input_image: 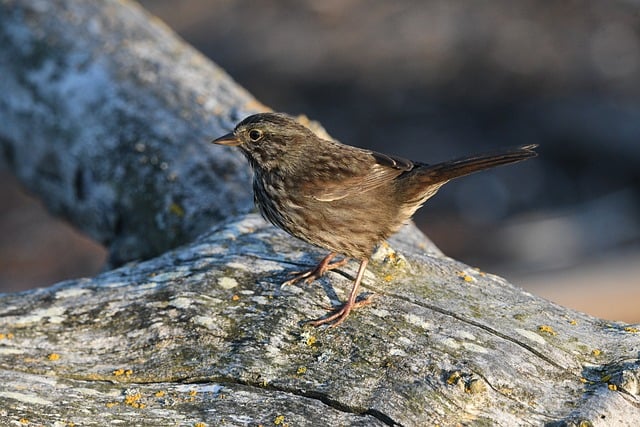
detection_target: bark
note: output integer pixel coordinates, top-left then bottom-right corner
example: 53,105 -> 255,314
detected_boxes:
1,215 -> 640,426
0,0 -> 262,264
1,1 -> 639,426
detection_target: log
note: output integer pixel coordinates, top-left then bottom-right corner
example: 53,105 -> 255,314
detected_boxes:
1,215 -> 640,425
0,0 -> 262,264
1,0 -> 639,425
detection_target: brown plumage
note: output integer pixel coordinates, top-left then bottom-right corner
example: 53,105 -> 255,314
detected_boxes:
213,112 -> 538,327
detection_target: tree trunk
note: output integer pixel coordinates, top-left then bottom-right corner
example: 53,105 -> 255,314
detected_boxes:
0,0 -> 261,265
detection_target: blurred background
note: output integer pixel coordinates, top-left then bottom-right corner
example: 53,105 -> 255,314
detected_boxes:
1,0 -> 639,322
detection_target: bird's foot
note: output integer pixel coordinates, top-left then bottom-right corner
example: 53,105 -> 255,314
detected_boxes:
308,293 -> 375,328
281,253 -> 347,288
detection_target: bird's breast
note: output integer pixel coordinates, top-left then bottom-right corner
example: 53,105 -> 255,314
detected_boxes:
251,171 -> 401,259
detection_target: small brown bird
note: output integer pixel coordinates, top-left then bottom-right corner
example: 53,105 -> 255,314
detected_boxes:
213,113 -> 537,327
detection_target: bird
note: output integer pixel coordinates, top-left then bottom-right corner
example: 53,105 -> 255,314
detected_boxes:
212,112 -> 537,327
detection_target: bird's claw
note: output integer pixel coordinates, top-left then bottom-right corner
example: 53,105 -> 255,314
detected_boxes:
319,293 -> 375,312
309,293 -> 376,328
280,256 -> 348,289
280,270 -> 317,288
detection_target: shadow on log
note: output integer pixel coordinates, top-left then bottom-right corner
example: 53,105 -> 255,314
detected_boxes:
1,0 -> 639,426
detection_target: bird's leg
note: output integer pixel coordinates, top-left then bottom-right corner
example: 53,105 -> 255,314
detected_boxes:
281,252 -> 348,288
308,258 -> 372,328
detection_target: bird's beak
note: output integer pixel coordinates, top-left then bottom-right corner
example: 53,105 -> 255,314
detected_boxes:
211,132 -> 241,146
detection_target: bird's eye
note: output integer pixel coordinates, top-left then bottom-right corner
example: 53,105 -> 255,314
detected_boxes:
248,129 -> 263,142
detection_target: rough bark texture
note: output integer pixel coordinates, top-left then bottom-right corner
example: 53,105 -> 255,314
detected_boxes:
1,0 -> 640,426
0,0 -> 262,264
1,215 -> 640,426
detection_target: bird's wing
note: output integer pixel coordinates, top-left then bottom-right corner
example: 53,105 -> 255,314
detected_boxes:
302,148 -> 415,202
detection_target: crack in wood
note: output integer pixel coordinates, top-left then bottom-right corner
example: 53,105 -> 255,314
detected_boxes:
179,376 -> 402,426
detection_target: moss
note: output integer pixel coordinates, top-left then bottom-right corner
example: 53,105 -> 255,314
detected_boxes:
468,304 -> 483,319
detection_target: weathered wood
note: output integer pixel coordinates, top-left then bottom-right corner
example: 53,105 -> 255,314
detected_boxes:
1,214 -> 639,426
1,0 -> 639,426
0,0 -> 262,264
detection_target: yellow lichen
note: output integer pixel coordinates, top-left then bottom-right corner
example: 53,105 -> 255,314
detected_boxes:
124,392 -> 145,408
19,419 -> 28,425
305,335 -> 317,346
608,383 -> 617,391
624,326 -> 639,333
465,379 -> 486,394
498,387 -> 514,396
169,202 -> 185,217
194,423 -> 206,427
231,294 -> 240,301
105,402 -> 119,408
47,353 -> 60,361
446,371 -> 461,385
569,319 -> 578,326
189,389 -> 197,397
538,325 -> 557,336
154,391 -> 166,398
592,349 -> 601,356
273,415 -> 286,426
296,366 -> 307,375
458,272 -> 475,283
383,274 -> 393,282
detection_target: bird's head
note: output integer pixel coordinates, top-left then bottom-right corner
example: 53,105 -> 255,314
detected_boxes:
212,113 -> 316,171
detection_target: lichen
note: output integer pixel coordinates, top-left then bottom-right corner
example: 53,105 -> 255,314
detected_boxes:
537,325 -> 557,336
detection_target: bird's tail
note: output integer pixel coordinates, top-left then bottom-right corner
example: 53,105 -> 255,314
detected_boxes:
423,144 -> 537,182
400,144 -> 538,202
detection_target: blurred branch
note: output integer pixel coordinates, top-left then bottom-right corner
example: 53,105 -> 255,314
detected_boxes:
0,0 -> 265,264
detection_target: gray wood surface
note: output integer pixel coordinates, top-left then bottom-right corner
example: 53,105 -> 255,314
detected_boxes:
0,0 -> 260,265
1,0 -> 639,426
1,215 -> 639,426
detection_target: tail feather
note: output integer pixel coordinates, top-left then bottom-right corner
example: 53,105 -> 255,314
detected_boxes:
398,144 -> 538,204
419,144 -> 538,183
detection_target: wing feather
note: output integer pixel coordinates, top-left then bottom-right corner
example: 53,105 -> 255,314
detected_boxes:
301,148 -> 415,202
